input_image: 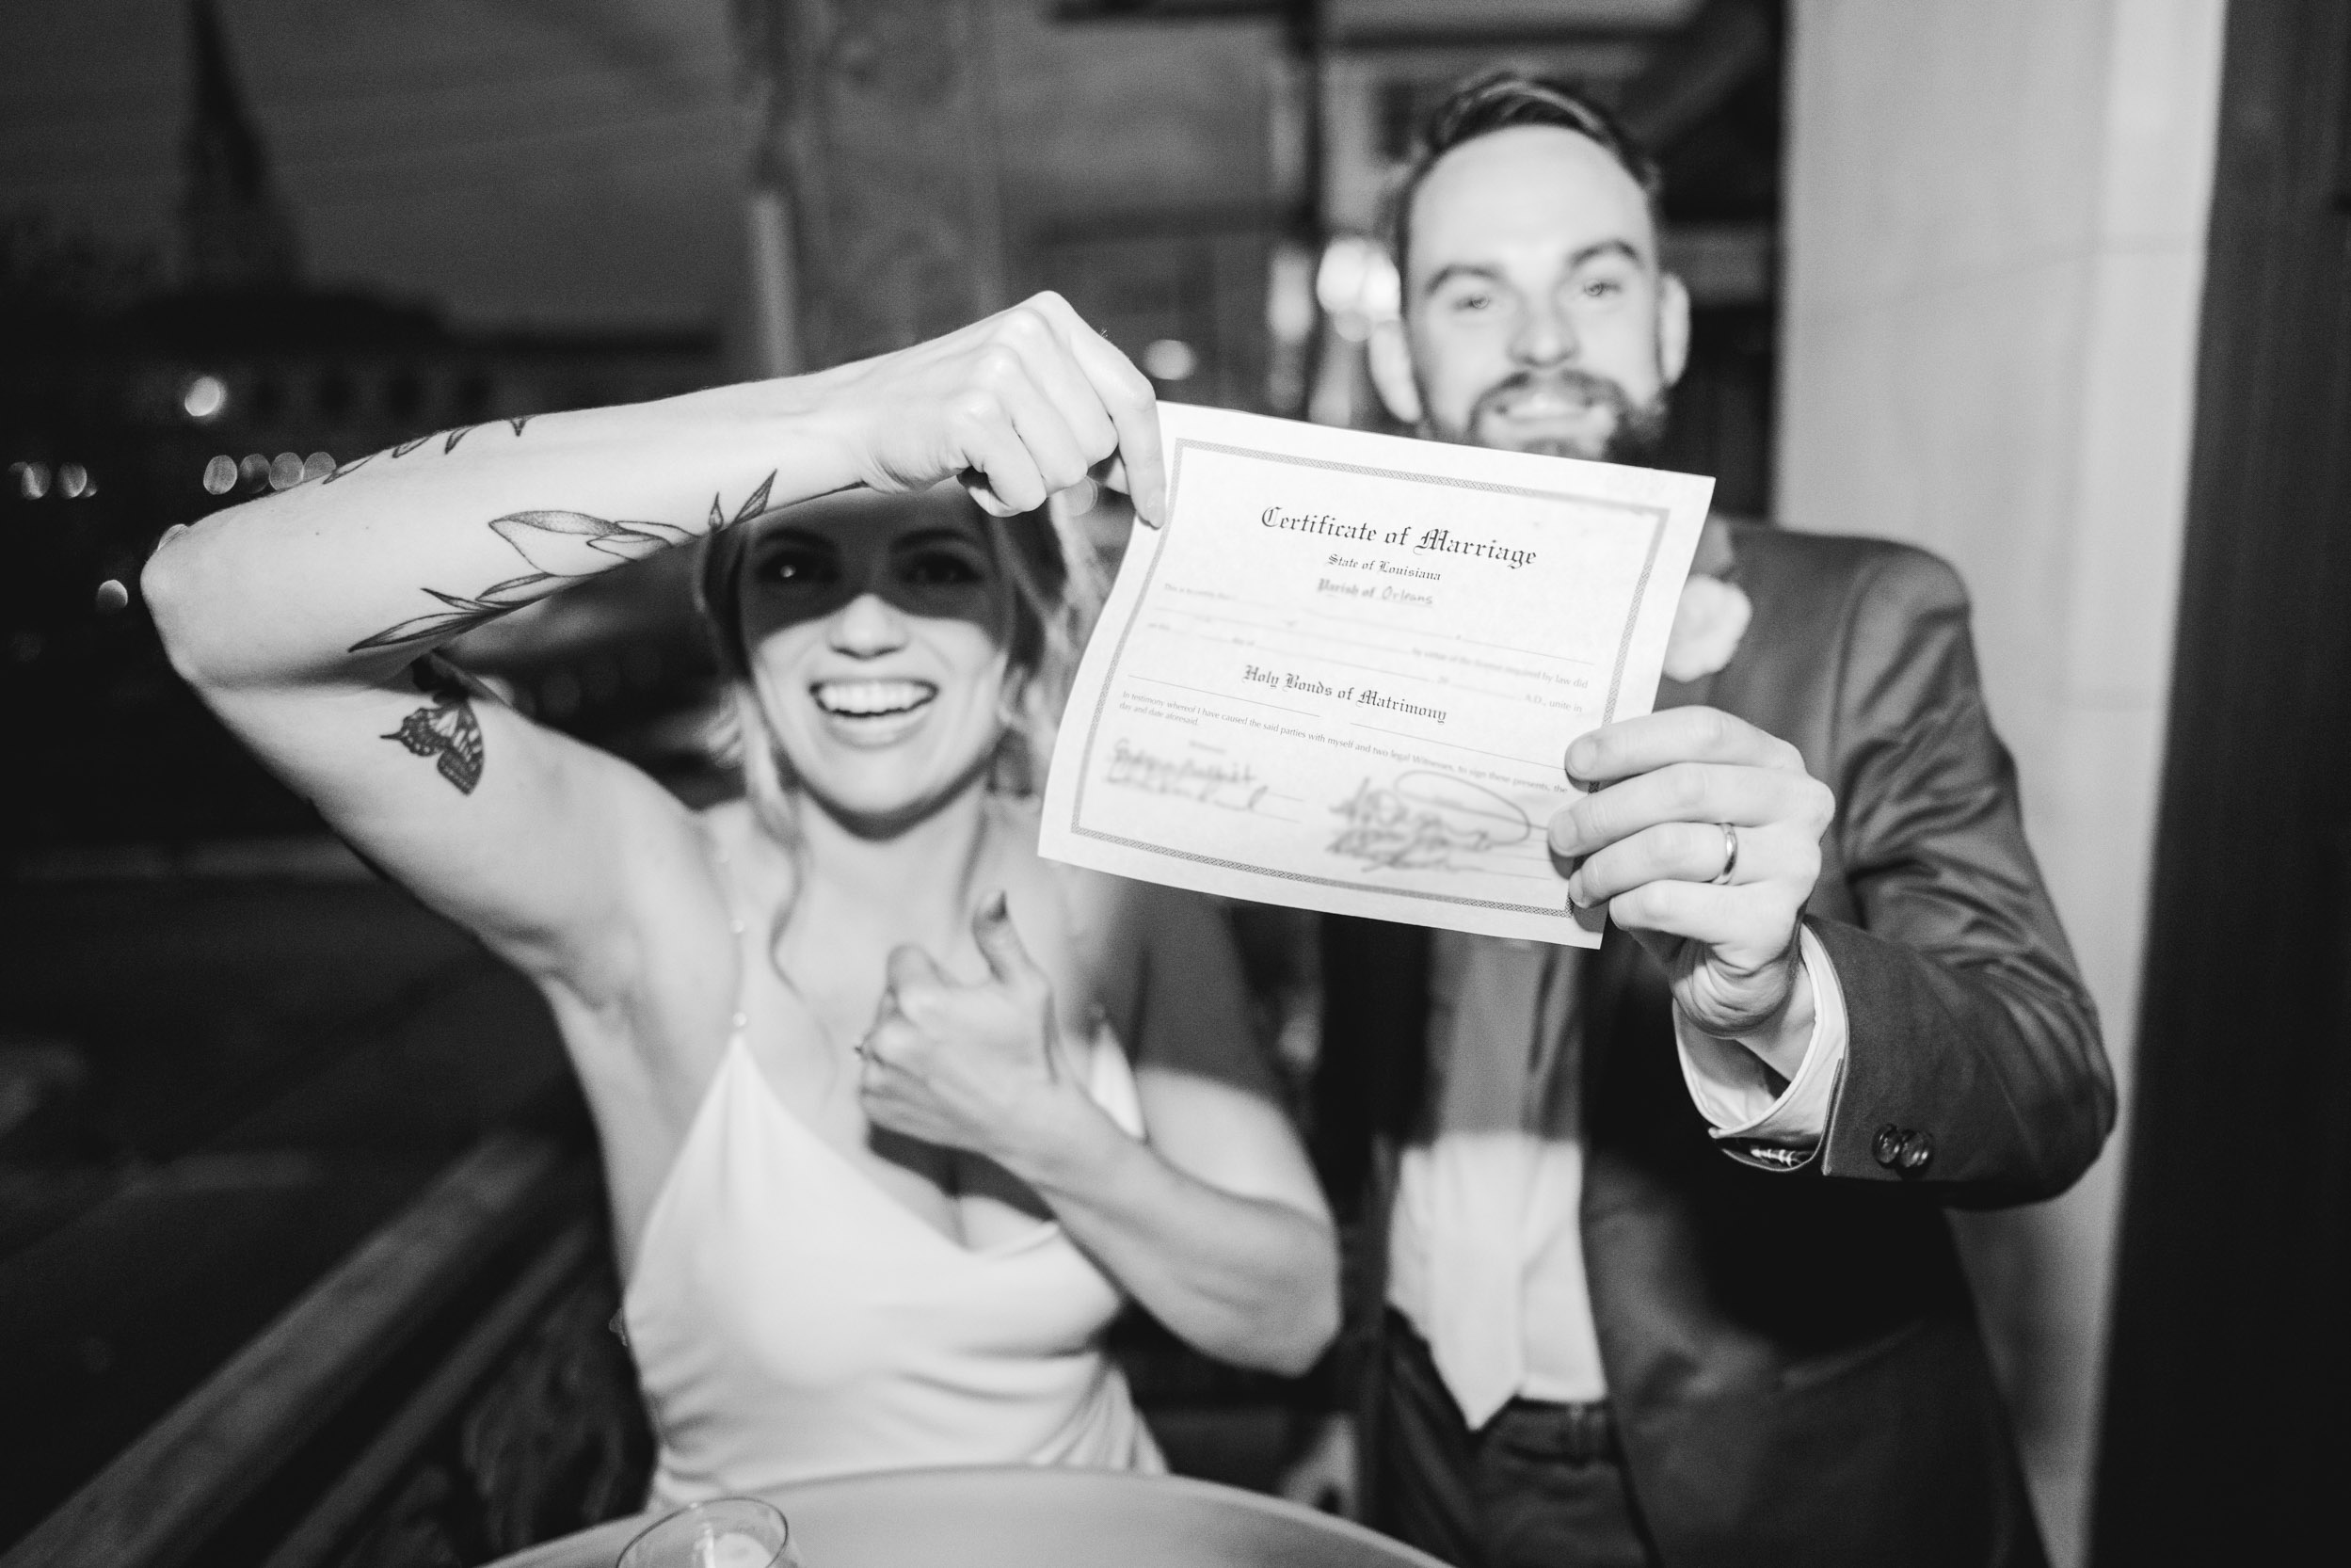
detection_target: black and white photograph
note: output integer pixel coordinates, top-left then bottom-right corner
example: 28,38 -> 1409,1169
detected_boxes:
1,3 -> 2342,1566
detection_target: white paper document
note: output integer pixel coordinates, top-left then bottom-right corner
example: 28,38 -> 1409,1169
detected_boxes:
1040,405 -> 1713,945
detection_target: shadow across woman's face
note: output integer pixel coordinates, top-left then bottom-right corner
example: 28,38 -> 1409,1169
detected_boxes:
737,487 -> 1018,832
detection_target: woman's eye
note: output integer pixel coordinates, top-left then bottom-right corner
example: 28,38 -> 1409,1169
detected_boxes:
899,551 -> 984,588
760,550 -> 837,586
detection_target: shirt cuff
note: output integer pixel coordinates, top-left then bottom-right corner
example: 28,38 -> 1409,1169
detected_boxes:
1673,925 -> 1849,1152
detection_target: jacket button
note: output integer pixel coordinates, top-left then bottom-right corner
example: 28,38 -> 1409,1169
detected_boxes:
1897,1131 -> 1935,1174
1873,1124 -> 1909,1167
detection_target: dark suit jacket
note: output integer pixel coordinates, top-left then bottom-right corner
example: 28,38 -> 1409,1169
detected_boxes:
1315,520 -> 2115,1568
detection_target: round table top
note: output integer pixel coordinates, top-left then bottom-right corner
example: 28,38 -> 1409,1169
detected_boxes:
490,1466 -> 1447,1568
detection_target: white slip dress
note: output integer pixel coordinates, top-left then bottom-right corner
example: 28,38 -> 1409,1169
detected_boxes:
620,880 -> 1164,1505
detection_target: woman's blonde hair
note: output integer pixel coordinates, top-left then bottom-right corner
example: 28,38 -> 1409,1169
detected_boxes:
695,489 -> 1106,857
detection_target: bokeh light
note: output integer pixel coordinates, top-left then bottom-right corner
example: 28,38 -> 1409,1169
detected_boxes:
182,375 -> 229,423
59,463 -> 90,499
1142,338 -> 1199,383
268,453 -> 303,490
302,452 -> 335,482
239,454 -> 271,488
11,461 -> 53,500
1315,235 -> 1400,343
202,456 -> 238,495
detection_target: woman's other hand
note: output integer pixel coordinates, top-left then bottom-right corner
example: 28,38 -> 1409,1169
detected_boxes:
809,292 -> 1167,526
857,893 -> 1099,1165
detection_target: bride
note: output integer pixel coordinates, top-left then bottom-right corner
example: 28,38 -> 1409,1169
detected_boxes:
144,295 -> 1339,1500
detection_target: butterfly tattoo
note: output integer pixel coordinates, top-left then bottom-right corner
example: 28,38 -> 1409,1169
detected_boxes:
384,657 -> 486,793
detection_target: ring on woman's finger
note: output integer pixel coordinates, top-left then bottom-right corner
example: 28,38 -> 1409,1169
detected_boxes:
1709,822 -> 1740,886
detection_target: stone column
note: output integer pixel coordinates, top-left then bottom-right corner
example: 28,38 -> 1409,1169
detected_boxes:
1774,5 -> 2226,1562
741,0 -> 1010,373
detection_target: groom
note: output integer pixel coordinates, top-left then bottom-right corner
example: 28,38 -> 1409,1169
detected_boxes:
1303,72 -> 2113,1568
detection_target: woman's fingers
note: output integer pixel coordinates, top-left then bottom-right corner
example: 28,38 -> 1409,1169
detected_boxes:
1067,328 -> 1163,526
946,384 -> 1049,517
847,293 -> 1163,523
958,328 -> 1096,506
995,308 -> 1120,486
1022,292 -> 1164,525
970,892 -> 1047,992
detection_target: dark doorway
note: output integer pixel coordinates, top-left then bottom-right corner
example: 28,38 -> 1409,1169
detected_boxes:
2090,3 -> 2351,1560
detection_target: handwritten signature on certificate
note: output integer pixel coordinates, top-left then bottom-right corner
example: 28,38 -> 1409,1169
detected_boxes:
1326,770 -> 1532,872
1105,740 -> 1273,815
1041,403 -> 1709,945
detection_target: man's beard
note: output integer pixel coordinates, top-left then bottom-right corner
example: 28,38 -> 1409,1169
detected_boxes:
1435,368 -> 1671,466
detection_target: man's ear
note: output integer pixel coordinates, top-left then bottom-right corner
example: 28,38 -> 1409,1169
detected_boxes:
1658,271 -> 1692,388
1367,316 -> 1423,425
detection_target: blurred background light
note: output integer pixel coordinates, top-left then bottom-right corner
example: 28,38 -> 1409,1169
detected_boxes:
302,452 -> 335,482
59,463 -> 90,499
1141,338 -> 1199,382
11,461 -> 52,500
202,456 -> 239,496
267,453 -> 303,490
1314,234 -> 1399,344
238,454 -> 271,488
1266,242 -> 1319,345
182,374 -> 230,423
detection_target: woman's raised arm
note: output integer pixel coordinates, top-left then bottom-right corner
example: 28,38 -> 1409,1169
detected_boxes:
142,296 -> 1163,988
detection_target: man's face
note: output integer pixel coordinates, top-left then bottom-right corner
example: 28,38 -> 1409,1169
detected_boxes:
1399,125 -> 1685,462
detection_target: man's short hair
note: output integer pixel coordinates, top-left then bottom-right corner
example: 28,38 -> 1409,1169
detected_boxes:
1387,71 -> 1664,288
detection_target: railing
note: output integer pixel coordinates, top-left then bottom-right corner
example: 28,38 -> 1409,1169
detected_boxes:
2,1133 -> 620,1568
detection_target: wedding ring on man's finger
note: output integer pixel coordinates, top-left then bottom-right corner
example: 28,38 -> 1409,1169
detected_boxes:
1709,822 -> 1741,886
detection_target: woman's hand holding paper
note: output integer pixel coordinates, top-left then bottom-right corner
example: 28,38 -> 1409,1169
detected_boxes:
807,290 -> 1167,525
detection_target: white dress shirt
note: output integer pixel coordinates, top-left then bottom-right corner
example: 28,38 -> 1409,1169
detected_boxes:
1387,927 -> 1849,1428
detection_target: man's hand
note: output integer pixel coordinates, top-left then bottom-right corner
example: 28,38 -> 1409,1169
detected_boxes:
1549,708 -> 1834,1049
810,291 -> 1167,526
857,894 -> 1101,1170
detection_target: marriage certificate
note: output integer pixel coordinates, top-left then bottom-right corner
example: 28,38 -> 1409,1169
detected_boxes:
1040,404 -> 1713,945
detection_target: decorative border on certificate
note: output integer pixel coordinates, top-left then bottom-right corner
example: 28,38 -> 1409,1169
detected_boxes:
1064,435 -> 1672,922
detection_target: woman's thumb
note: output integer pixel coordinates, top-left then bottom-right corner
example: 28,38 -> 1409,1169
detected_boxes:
971,890 -> 1039,985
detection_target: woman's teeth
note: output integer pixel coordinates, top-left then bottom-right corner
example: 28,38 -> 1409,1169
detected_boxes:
812,679 -> 936,717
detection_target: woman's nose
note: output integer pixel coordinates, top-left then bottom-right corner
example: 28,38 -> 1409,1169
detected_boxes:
828,592 -> 907,656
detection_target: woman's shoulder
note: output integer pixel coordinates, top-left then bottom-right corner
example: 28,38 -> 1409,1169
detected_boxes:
1007,841 -> 1195,961
988,797 -> 1182,1016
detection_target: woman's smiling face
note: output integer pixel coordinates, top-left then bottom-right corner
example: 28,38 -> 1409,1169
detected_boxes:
738,486 -> 1016,828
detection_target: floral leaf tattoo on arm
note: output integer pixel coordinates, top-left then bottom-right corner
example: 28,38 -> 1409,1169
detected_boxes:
386,656 -> 487,794
323,417 -> 534,486
345,471 -> 778,654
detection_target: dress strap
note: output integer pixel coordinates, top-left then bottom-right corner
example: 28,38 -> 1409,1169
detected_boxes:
701,824 -> 757,1043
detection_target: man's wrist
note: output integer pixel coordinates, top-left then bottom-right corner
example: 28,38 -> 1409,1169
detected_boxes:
1686,939 -> 1816,1082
